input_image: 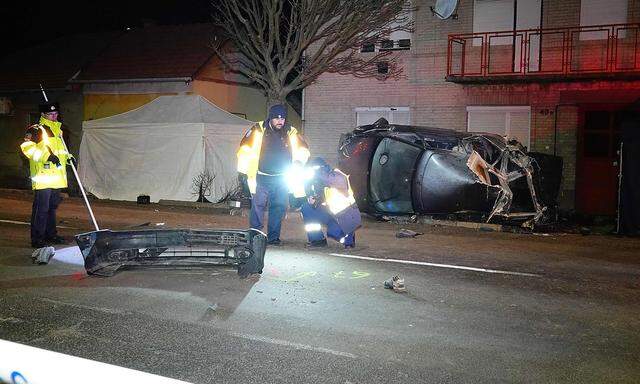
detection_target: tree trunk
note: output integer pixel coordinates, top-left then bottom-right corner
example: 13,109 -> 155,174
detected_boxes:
266,93 -> 287,115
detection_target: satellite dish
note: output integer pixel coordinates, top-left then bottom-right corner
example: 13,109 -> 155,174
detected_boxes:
431,0 -> 459,20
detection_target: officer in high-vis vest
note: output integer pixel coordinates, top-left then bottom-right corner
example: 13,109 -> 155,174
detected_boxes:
20,102 -> 73,248
237,104 -> 310,246
301,157 -> 361,248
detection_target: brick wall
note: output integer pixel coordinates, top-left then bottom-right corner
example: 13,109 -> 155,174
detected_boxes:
303,0 -> 640,210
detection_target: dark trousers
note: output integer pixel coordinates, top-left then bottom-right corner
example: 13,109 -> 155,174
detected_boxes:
300,202 -> 355,246
250,175 -> 288,242
31,189 -> 62,244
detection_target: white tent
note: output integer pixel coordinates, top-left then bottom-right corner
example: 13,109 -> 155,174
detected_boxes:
79,95 -> 254,203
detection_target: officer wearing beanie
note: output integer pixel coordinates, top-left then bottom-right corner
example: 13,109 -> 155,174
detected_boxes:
20,102 -> 74,248
237,104 -> 310,246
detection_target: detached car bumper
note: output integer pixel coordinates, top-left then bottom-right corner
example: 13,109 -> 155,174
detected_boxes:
75,228 -> 266,277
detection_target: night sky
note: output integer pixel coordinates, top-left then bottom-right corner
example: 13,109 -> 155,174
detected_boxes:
1,0 -> 213,58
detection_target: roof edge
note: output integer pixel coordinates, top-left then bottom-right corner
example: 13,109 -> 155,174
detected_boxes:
70,77 -> 192,84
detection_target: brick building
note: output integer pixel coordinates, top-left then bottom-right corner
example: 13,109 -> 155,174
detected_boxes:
303,0 -> 640,215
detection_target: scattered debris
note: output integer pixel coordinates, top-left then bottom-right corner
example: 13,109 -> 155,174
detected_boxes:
383,215 -> 417,224
31,247 -> 55,265
384,275 -> 406,293
396,228 -> 423,238
201,303 -> 219,322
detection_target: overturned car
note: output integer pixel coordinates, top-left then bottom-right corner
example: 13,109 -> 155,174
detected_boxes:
338,118 -> 563,228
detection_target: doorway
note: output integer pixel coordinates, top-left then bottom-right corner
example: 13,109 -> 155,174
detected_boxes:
576,106 -> 622,215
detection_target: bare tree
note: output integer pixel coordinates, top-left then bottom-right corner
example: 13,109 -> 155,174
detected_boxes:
211,0 -> 414,104
191,170 -> 216,203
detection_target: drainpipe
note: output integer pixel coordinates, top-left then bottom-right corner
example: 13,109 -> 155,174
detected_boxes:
538,0 -> 544,71
511,0 -> 518,73
301,87 -> 305,133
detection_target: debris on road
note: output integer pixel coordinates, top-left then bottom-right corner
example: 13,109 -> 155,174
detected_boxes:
384,275 -> 406,293
396,228 -> 423,238
207,303 -> 219,312
31,247 -> 55,265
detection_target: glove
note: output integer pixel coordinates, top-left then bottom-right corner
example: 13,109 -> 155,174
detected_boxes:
238,173 -> 250,197
47,154 -> 61,167
67,155 -> 77,167
25,125 -> 42,143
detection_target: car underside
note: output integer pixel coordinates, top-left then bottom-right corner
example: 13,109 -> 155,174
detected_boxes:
338,118 -> 563,228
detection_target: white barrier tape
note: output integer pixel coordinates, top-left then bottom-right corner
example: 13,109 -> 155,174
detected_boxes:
0,339 -> 192,384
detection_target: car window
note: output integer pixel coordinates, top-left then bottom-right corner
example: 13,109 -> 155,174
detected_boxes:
369,138 -> 421,213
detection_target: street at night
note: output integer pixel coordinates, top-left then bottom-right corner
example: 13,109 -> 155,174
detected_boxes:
1,191 -> 638,383
2,0 -> 640,382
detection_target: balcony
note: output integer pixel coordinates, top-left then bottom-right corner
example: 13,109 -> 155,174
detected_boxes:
447,23 -> 640,83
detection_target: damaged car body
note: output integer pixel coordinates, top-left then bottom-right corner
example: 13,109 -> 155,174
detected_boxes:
338,118 -> 563,228
75,228 -> 266,277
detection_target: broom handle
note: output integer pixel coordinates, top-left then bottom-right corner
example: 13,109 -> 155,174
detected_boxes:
60,135 -> 100,231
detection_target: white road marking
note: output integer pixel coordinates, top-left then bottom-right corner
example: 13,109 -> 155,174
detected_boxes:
0,219 -> 76,229
329,253 -> 541,277
40,298 -> 128,315
230,332 -> 358,359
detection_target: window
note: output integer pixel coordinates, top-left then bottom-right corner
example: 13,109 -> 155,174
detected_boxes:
473,0 -> 541,45
360,43 -> 375,53
377,61 -> 389,74
355,106 -> 410,126
361,4 -> 412,52
580,0 -> 627,40
467,106 -> 531,149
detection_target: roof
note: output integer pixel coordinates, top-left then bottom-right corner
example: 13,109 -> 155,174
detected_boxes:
0,32 -> 119,92
75,24 -> 216,82
83,95 -> 252,127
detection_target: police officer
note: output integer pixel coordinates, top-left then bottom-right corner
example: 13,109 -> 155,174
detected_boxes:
20,102 -> 73,248
301,157 -> 361,248
237,104 -> 310,245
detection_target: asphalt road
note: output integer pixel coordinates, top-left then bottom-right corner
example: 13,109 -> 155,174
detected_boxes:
1,241 -> 639,383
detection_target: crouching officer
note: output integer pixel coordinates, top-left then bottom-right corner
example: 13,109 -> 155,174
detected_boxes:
20,102 -> 73,248
237,104 -> 310,245
301,157 -> 361,248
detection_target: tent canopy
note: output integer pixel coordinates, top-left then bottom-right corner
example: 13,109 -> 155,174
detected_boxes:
79,95 -> 254,203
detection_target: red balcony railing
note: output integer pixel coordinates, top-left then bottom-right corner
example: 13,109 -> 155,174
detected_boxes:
447,23 -> 640,82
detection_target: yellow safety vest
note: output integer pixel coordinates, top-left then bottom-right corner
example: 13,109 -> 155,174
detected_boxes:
322,169 -> 356,215
19,117 -> 69,190
237,121 -> 310,197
